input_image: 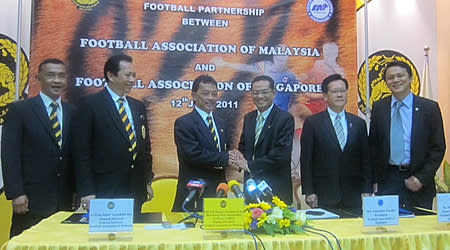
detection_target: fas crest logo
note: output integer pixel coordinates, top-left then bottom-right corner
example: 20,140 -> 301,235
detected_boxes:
0,33 -> 29,125
72,0 -> 99,11
357,50 -> 420,114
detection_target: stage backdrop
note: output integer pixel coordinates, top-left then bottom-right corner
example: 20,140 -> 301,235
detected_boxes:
30,0 -> 357,181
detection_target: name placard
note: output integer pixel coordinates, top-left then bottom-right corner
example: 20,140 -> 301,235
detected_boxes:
363,195 -> 399,227
89,199 -> 134,233
203,198 -> 244,230
437,193 -> 450,223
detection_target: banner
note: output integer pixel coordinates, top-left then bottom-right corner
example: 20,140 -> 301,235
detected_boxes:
30,0 -> 357,181
0,0 -> 32,193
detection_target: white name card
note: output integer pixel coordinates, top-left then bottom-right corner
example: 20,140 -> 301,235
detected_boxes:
89,199 -> 134,233
437,193 -> 450,223
363,195 -> 399,227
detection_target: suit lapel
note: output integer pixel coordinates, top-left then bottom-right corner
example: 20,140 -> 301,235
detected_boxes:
382,97 -> 392,147
247,110 -> 257,148
214,115 -> 227,152
192,110 -> 216,150
255,107 -> 276,147
344,113 -> 355,151
31,96 -> 55,143
61,102 -> 72,150
101,89 -> 130,145
410,95 -> 421,155
320,111 -> 342,151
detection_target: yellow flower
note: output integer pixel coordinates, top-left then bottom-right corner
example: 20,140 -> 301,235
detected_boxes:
279,218 -> 291,228
245,203 -> 259,210
257,213 -> 268,227
259,202 -> 272,211
244,211 -> 252,229
272,196 -> 287,209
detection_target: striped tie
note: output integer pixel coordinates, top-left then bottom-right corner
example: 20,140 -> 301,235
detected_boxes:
50,102 -> 62,148
118,98 -> 137,161
254,114 -> 264,146
207,115 -> 220,150
334,114 -> 345,150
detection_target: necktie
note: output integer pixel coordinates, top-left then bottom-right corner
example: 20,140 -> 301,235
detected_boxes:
334,114 -> 345,150
49,102 -> 62,148
118,98 -> 137,161
390,101 -> 404,164
254,114 -> 265,146
207,115 -> 220,150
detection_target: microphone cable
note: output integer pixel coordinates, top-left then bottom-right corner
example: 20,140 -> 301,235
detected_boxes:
303,227 -> 334,250
303,225 -> 342,250
244,230 -> 266,250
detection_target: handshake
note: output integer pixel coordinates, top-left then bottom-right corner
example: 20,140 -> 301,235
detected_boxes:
228,149 -> 250,173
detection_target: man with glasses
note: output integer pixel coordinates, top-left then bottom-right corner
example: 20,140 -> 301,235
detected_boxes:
232,75 -> 294,204
369,61 -> 445,210
300,74 -> 372,213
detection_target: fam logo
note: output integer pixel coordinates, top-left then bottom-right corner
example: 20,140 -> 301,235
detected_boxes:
0,33 -> 29,125
72,0 -> 99,11
307,0 -> 334,23
107,201 -> 115,209
357,50 -> 420,114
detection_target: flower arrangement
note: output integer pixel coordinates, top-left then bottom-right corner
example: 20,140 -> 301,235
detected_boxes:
244,196 -> 309,236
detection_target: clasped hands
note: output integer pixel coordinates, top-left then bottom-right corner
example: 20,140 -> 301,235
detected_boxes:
228,149 -> 250,173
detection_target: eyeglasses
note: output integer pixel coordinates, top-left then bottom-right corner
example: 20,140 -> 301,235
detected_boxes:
251,90 -> 273,96
328,89 -> 347,95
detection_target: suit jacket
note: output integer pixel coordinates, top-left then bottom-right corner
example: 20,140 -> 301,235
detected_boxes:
172,109 -> 229,212
369,95 -> 445,201
238,105 -> 294,204
301,110 -> 372,209
72,89 -> 153,208
1,96 -> 75,216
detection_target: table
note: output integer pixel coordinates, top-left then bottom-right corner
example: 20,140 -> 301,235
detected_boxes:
3,212 -> 450,250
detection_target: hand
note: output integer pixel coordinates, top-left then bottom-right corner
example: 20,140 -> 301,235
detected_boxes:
361,193 -> 372,197
80,194 -> 96,210
146,183 -> 154,201
373,183 -> 378,194
404,176 -> 423,192
305,194 -> 318,208
12,195 -> 29,214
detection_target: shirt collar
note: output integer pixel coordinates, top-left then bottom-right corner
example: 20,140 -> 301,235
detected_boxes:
257,103 -> 274,120
40,92 -> 62,108
327,107 -> 345,121
106,86 -> 127,103
391,92 -> 413,109
194,106 -> 213,121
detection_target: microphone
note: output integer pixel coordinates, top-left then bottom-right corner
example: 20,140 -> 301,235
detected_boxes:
245,178 -> 263,203
184,179 -> 206,204
227,180 -> 245,198
215,183 -> 229,198
257,180 -> 274,197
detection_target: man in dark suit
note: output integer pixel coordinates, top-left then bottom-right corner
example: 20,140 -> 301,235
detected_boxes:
172,75 -> 232,212
72,54 -> 154,212
234,75 -> 294,204
2,58 -> 75,237
369,61 -> 445,210
301,74 -> 372,212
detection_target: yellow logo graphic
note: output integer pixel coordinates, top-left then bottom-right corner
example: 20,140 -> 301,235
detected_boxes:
357,50 -> 419,114
72,0 -> 99,11
0,34 -> 29,125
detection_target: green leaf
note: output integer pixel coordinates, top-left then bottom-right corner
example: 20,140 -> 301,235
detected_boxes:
263,223 -> 275,236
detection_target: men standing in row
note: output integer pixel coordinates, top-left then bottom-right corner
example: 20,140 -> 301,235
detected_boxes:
301,74 -> 372,212
370,61 -> 445,210
234,75 -> 294,204
2,59 -> 75,237
172,75 -> 232,212
72,54 -> 154,212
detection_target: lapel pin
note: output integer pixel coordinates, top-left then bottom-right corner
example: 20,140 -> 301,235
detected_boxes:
349,123 -> 352,128
268,125 -> 271,129
415,107 -> 419,111
220,128 -> 224,133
